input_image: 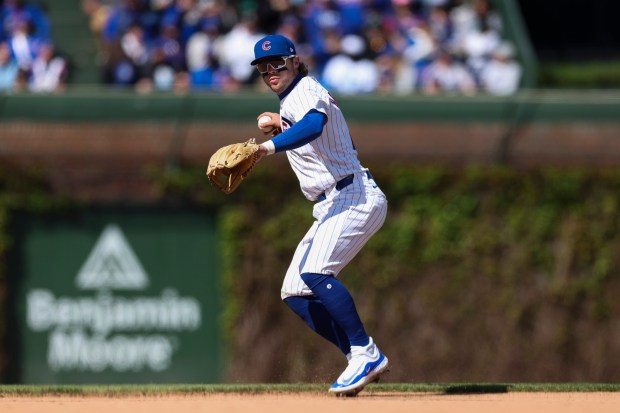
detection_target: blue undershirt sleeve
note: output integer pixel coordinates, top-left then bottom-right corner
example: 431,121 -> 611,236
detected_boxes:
272,109 -> 327,153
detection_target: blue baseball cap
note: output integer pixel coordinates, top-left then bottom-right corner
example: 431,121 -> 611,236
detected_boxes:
251,34 -> 297,65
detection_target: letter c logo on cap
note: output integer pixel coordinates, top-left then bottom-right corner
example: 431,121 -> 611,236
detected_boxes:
262,41 -> 271,51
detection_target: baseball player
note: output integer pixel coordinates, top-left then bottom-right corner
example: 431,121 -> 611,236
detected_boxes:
251,34 -> 389,396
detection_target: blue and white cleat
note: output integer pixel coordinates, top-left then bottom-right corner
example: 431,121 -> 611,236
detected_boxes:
328,337 -> 389,397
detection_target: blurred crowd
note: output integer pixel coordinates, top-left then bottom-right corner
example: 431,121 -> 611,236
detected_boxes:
0,0 -> 69,93
1,0 -> 523,95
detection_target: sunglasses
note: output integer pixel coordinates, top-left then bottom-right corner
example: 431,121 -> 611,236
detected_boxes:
256,55 -> 296,74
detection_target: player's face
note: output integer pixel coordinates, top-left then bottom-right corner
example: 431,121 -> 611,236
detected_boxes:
258,55 -> 299,94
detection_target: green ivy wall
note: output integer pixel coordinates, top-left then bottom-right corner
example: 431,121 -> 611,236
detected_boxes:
155,163 -> 620,383
3,150 -> 620,384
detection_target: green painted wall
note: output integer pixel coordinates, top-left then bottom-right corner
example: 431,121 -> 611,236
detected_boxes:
7,207 -> 222,384
1,91 -> 619,122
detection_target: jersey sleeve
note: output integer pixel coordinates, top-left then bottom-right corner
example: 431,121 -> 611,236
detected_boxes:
271,110 -> 327,153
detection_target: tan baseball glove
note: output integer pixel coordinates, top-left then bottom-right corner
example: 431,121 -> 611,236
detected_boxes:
206,138 -> 260,194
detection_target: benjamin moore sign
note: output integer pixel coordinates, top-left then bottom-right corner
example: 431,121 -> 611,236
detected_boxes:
12,210 -> 222,384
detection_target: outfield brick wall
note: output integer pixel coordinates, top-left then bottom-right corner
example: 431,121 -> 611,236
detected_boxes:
2,121 -> 620,200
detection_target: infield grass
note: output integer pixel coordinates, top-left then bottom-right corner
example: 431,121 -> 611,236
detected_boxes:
0,383 -> 619,397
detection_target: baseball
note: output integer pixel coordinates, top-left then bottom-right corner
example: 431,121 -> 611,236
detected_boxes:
258,115 -> 274,132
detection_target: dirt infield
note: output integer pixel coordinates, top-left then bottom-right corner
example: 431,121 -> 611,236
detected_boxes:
1,392 -> 619,413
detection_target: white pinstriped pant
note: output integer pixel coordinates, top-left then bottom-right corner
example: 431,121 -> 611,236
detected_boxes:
280,171 -> 387,299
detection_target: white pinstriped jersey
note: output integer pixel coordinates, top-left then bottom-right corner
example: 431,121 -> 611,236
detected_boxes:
279,76 -> 364,201
277,75 -> 388,299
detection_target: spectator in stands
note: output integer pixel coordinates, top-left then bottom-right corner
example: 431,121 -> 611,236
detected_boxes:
214,12 -> 264,90
147,19 -> 188,92
303,0 -> 346,75
421,48 -> 476,95
6,17 -> 39,71
276,13 -> 304,52
390,0 -> 424,33
450,0 -> 478,50
185,16 -> 220,89
76,0 -> 521,95
427,5 -> 452,46
0,40 -> 18,91
100,0 -> 153,85
472,0 -> 502,33
375,50 -> 417,95
0,1 -> 74,92
81,0 -> 112,54
335,0 -> 366,35
401,21 -> 437,88
461,20 -> 501,83
1,0 -> 50,42
322,33 -> 380,95
151,19 -> 186,73
101,0 -> 148,44
29,42 -> 68,92
116,23 -> 150,84
479,41 -> 521,96
451,0 -> 503,82
162,0 -> 211,44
